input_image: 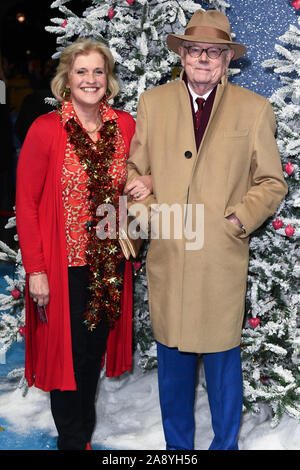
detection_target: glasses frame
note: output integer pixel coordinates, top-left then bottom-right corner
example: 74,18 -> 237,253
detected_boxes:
183,46 -> 229,60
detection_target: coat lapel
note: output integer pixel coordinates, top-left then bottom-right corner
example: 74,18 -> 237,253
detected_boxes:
177,76 -> 197,158
190,75 -> 228,180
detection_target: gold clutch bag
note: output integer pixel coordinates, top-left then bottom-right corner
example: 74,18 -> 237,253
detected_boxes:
118,216 -> 144,260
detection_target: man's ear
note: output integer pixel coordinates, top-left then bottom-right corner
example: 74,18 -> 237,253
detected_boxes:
226,48 -> 235,65
178,45 -> 186,67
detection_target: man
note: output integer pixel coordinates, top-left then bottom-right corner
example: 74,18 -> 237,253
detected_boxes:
124,10 -> 287,450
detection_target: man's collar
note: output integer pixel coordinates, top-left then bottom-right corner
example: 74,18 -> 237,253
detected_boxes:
187,83 -> 213,102
182,71 -> 215,111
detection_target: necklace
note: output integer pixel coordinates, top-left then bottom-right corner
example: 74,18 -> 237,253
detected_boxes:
84,116 -> 102,134
84,114 -> 101,134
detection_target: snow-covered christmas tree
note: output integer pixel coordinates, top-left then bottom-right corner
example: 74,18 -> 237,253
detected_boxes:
0,0 -> 299,426
241,14 -> 300,424
0,215 -> 27,390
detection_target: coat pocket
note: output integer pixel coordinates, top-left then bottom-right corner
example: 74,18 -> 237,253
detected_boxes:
223,129 -> 249,138
223,216 -> 243,237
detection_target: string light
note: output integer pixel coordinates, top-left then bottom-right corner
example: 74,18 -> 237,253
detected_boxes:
16,12 -> 26,23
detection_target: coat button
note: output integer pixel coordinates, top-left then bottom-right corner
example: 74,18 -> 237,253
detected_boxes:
184,151 -> 192,159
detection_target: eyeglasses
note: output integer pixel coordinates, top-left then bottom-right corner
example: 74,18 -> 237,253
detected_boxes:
183,46 -> 229,59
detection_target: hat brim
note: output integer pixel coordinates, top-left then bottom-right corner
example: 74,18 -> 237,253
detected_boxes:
167,34 -> 246,60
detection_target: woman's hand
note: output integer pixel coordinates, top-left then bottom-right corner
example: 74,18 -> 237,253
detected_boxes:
29,273 -> 50,307
124,175 -> 153,201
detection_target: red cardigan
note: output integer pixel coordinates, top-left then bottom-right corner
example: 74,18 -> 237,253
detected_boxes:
16,109 -> 135,391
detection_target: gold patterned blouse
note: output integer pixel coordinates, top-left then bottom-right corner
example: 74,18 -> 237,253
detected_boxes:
60,99 -> 127,266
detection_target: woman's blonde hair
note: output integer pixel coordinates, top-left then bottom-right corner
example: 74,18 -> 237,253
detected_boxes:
51,38 -> 119,102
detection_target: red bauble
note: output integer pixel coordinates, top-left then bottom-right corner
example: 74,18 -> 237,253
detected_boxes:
285,224 -> 295,237
133,260 -> 141,271
284,162 -> 294,175
272,218 -> 283,230
11,288 -> 21,299
61,19 -> 68,28
126,0 -> 135,4
292,0 -> 300,10
18,326 -> 25,336
249,317 -> 260,328
108,7 -> 114,19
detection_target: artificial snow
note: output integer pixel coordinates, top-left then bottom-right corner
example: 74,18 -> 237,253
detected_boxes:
0,354 -> 299,451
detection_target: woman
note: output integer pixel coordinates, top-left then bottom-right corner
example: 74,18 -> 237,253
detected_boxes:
15,38 -> 151,450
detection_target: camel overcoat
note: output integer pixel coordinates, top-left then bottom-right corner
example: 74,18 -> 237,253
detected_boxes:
127,73 -> 288,353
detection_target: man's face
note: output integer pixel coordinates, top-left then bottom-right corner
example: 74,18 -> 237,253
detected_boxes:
178,42 -> 235,94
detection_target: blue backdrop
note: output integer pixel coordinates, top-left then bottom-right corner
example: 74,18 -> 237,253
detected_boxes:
225,0 -> 299,97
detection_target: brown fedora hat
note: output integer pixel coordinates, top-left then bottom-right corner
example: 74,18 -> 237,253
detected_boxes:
167,10 -> 246,60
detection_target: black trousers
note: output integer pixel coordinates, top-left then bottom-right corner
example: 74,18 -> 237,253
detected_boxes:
50,266 -> 110,450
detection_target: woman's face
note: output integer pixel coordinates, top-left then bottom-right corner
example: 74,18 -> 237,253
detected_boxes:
67,51 -> 107,109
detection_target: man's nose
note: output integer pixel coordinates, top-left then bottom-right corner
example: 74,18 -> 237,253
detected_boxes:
198,50 -> 209,60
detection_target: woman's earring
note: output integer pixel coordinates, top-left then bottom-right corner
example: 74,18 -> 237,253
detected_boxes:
63,87 -> 71,100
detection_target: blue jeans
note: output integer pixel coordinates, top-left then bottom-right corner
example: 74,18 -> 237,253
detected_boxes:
156,342 -> 243,450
